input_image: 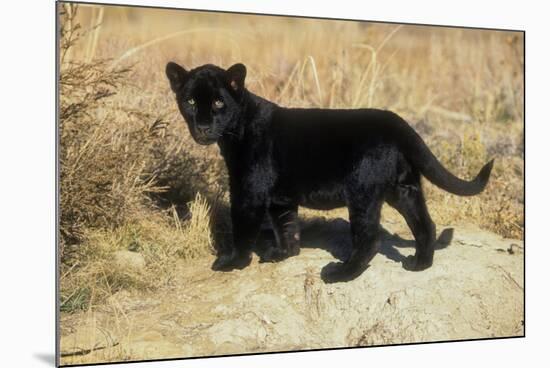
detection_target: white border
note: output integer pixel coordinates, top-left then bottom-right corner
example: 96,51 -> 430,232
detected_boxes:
1,1 -> 547,367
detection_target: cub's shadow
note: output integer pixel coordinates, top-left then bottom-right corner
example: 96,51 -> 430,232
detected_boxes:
256,217 -> 454,265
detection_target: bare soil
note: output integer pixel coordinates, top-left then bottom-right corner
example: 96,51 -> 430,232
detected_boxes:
60,219 -> 524,365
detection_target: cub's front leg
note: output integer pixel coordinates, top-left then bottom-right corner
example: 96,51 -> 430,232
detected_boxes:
211,194 -> 266,272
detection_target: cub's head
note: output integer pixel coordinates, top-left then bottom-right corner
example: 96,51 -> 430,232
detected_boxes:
165,62 -> 247,145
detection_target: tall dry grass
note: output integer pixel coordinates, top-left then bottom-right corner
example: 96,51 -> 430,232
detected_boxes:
59,3 -> 524,311
59,4 -> 219,312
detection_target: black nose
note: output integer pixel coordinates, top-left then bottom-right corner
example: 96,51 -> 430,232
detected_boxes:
197,126 -> 212,135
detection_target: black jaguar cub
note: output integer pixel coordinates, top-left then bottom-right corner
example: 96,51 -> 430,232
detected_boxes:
165,61 -> 494,283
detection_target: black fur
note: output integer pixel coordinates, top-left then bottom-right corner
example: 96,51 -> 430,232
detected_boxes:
165,62 -> 494,283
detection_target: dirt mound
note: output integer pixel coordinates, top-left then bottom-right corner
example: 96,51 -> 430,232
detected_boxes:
60,220 -> 524,364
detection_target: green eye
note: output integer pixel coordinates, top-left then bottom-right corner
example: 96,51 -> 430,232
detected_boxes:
187,98 -> 195,105
213,99 -> 224,108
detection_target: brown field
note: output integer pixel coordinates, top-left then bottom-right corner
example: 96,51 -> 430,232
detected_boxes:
58,3 -> 524,364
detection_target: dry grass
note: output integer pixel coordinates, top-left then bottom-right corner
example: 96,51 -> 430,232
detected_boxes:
59,3 -> 524,313
60,191 -> 214,312
59,4 -> 218,312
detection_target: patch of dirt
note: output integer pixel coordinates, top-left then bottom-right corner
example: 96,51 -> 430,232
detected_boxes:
60,220 -> 524,365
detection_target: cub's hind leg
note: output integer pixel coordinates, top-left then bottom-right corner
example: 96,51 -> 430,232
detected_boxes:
321,184 -> 384,283
387,178 -> 436,271
261,204 -> 300,263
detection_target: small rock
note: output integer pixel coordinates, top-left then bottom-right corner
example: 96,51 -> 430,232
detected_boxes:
261,314 -> 275,325
113,250 -> 146,271
507,243 -> 522,255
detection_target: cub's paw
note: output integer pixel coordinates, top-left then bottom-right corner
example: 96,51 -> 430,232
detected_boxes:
211,251 -> 252,272
402,255 -> 433,272
259,247 -> 288,263
320,261 -> 369,284
288,243 -> 301,257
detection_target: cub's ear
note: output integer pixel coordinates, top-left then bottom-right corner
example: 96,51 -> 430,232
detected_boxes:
226,63 -> 247,91
165,62 -> 188,92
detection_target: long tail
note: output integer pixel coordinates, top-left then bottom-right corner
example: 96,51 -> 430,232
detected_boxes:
395,117 -> 494,196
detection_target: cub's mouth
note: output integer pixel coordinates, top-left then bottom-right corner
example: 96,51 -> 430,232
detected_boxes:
192,127 -> 219,145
